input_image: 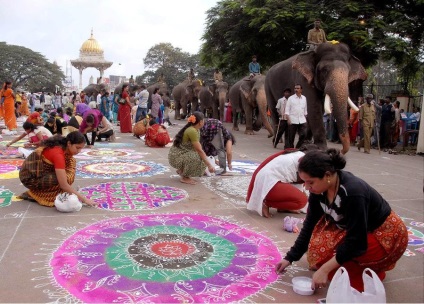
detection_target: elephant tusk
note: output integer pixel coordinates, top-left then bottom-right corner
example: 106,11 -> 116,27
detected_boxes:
348,97 -> 359,112
324,94 -> 332,114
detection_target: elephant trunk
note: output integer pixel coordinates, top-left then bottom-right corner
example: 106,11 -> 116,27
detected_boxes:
218,91 -> 226,122
325,68 -> 350,154
256,89 -> 274,137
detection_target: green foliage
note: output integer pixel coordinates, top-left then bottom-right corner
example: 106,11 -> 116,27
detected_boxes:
0,42 -> 65,92
138,43 -> 215,89
199,0 -> 424,86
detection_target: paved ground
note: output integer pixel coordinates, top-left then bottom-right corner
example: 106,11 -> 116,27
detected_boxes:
0,120 -> 423,303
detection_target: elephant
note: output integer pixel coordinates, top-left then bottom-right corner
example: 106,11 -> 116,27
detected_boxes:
198,81 -> 229,121
83,83 -> 109,97
229,75 -> 274,137
171,79 -> 203,120
113,83 -> 140,95
265,42 -> 367,154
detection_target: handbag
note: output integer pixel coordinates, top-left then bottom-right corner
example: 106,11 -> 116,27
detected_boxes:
118,98 -> 126,105
326,267 -> 386,303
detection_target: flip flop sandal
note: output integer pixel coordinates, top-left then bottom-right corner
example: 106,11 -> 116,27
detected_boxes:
17,192 -> 36,202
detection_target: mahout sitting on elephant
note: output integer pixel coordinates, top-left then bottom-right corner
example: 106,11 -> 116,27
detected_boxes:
265,42 -> 367,154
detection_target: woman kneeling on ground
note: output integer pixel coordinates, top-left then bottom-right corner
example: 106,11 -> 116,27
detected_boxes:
275,148 -> 408,292
145,119 -> 171,148
18,131 -> 95,207
168,111 -> 215,185
246,145 -> 317,218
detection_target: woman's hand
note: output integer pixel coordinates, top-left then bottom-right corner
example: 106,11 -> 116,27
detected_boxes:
82,197 -> 96,206
311,267 -> 329,289
208,164 -> 215,173
275,259 -> 291,274
228,163 -> 232,171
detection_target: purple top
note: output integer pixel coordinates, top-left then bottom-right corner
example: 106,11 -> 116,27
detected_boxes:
76,103 -> 90,116
79,109 -> 103,133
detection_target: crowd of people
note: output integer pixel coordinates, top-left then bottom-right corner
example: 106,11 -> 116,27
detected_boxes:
0,50 -> 414,296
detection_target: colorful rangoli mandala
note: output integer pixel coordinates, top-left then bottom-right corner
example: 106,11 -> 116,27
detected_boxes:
76,160 -> 168,179
0,159 -> 24,179
0,139 -> 27,148
0,186 -> 14,208
75,148 -> 149,160
50,213 -> 281,303
79,182 -> 188,211
93,142 -> 135,148
0,147 -> 22,159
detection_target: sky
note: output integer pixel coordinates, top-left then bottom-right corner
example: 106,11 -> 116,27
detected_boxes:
1,0 -> 219,90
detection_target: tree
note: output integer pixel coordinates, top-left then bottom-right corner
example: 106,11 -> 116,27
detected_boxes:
200,0 -> 424,85
0,42 -> 65,92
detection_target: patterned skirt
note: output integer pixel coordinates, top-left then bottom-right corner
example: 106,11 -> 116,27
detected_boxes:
168,142 -> 206,177
307,211 -> 408,290
20,151 -> 76,207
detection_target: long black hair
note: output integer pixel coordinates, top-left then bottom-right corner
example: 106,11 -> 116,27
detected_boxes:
23,122 -> 36,132
2,81 -> 11,90
298,148 -> 346,178
173,111 -> 204,148
121,84 -> 128,97
41,131 -> 85,149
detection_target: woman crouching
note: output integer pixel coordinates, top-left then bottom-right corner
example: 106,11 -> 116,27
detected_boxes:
18,131 -> 95,207
168,112 -> 215,185
275,148 -> 408,292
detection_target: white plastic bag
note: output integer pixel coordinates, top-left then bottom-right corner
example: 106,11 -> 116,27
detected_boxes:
204,156 -> 216,176
326,267 -> 386,303
55,193 -> 83,212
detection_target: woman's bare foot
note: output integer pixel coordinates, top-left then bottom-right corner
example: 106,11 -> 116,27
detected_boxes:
277,209 -> 301,214
262,203 -> 272,218
180,177 -> 196,185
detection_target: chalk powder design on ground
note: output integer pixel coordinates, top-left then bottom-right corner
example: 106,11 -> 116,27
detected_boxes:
93,142 -> 135,148
0,159 -> 24,179
74,148 -> 149,160
49,213 -> 282,303
0,147 -> 22,159
79,182 -> 188,211
0,186 -> 14,208
76,160 -> 169,179
0,140 -> 27,148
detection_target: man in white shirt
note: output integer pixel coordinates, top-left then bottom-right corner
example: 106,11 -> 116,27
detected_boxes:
96,92 -> 102,106
284,84 -> 308,148
135,85 -> 149,122
273,88 -> 291,148
44,92 -> 53,110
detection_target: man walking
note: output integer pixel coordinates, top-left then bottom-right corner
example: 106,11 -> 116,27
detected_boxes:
380,96 -> 395,149
357,94 -> 376,154
285,84 -> 307,148
273,88 -> 291,148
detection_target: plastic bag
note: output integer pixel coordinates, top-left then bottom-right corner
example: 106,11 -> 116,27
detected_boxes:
55,193 -> 82,212
326,267 -> 386,303
204,156 -> 216,176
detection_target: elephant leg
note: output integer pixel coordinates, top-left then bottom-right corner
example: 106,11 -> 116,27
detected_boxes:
174,101 -> 181,120
244,105 -> 254,135
232,108 -> 239,131
257,89 -> 274,137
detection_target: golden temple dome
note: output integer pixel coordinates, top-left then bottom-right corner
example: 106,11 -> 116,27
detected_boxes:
80,30 -> 103,54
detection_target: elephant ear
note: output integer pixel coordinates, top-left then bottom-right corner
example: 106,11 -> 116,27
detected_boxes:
348,55 -> 368,83
292,51 -> 316,85
239,81 -> 253,100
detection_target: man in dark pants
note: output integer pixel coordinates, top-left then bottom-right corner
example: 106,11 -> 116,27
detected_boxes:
285,84 -> 308,148
380,96 -> 395,149
273,88 -> 291,148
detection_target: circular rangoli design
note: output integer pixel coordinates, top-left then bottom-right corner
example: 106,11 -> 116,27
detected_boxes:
76,160 -> 168,179
0,186 -> 14,208
0,139 -> 27,148
79,182 -> 188,211
0,147 -> 22,159
75,148 -> 149,160
0,159 -> 24,179
93,142 -> 135,148
51,213 -> 280,303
